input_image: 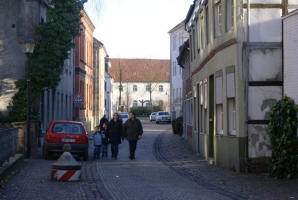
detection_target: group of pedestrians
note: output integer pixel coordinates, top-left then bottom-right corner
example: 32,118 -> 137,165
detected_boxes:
93,111 -> 143,160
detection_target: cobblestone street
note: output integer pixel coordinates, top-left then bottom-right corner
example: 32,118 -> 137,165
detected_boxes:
0,120 -> 297,200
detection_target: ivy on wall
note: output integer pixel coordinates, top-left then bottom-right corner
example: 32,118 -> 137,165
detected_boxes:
7,0 -> 86,122
268,97 -> 298,179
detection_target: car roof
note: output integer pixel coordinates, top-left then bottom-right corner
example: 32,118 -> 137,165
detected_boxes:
51,120 -> 84,125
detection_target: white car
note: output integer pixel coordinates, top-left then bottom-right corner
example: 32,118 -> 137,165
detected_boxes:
155,111 -> 171,124
119,112 -> 129,124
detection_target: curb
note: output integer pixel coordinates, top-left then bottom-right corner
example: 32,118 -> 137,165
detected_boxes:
0,154 -> 24,181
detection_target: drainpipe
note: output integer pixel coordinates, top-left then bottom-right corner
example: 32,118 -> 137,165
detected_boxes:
245,0 -> 251,172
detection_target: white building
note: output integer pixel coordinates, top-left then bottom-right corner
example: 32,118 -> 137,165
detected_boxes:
40,49 -> 75,130
105,57 -> 113,120
110,59 -> 170,112
169,21 -> 189,119
283,9 -> 298,103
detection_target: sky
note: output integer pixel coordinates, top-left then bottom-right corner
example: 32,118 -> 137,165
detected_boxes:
85,0 -> 193,59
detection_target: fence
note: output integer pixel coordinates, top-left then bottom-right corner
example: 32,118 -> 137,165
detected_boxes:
0,128 -> 18,166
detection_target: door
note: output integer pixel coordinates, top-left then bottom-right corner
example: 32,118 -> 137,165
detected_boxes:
209,75 -> 214,158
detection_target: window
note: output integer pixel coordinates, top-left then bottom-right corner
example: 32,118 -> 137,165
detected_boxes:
133,100 -> 138,107
226,0 -> 234,31
193,97 -> 197,130
197,19 -> 201,51
227,72 -> 236,135
190,34 -> 193,61
159,85 -> 163,92
133,72 -> 136,76
159,100 -> 163,107
146,102 -> 151,107
205,4 -> 210,45
199,82 -> 205,133
214,1 -> 223,37
216,76 -> 223,135
192,28 -> 196,59
133,85 -> 137,92
146,85 -> 151,92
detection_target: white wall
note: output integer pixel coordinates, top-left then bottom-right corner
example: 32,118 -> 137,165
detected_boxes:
112,82 -> 170,111
284,11 -> 298,103
169,25 -> 188,118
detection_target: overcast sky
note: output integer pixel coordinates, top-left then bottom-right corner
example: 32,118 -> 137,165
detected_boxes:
85,0 -> 192,59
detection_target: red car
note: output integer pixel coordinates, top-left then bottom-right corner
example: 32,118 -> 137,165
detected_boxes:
43,120 -> 89,160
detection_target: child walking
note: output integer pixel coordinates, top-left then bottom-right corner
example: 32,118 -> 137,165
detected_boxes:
93,126 -> 104,159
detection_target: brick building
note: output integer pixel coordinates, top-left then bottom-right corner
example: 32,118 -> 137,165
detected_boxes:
74,10 -> 95,131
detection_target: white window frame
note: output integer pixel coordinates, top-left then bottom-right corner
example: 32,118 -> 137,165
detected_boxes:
133,85 -> 137,92
214,0 -> 223,37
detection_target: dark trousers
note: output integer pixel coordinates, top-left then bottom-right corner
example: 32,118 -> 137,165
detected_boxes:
111,144 -> 119,158
128,140 -> 138,158
94,145 -> 101,159
102,143 -> 108,157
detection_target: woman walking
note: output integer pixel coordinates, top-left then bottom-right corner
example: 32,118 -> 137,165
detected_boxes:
108,113 -> 123,159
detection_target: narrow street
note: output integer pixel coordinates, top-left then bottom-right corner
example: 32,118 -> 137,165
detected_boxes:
0,120 -> 241,200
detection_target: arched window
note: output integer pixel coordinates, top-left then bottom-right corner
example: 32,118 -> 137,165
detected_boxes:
159,85 -> 163,92
133,85 -> 137,92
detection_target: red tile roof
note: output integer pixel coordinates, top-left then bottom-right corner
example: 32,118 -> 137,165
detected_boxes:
110,59 -> 170,82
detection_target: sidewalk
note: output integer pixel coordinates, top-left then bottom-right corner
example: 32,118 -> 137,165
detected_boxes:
156,132 -> 298,200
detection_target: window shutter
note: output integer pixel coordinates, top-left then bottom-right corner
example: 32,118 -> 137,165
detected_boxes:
227,72 -> 235,98
200,83 -> 204,105
215,76 -> 223,104
204,82 -> 208,109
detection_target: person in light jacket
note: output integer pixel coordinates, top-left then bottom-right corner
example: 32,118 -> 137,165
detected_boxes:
108,113 -> 123,159
123,111 -> 143,160
93,126 -> 104,159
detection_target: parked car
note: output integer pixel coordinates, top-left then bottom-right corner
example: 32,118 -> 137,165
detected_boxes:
43,120 -> 89,160
150,112 -> 157,122
119,112 -> 129,124
156,111 -> 171,124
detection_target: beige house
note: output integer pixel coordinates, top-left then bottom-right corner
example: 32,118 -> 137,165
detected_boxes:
185,0 -> 298,172
93,38 -> 108,126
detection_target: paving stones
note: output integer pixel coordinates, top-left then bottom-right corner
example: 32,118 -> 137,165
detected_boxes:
156,132 -> 298,200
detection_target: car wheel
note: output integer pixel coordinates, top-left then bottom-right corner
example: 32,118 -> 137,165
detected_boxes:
83,150 -> 89,161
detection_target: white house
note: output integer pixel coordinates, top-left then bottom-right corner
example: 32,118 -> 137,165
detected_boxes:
169,21 -> 189,119
110,59 -> 170,112
105,57 -> 113,120
283,9 -> 298,103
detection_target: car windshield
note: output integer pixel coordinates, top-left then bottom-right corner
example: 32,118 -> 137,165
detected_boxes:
52,123 -> 84,134
120,114 -> 128,119
159,112 -> 169,116
152,113 -> 156,116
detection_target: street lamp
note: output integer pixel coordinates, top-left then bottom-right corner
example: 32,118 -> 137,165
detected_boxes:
20,38 -> 35,158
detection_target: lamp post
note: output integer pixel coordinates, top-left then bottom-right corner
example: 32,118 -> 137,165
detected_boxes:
20,38 -> 35,158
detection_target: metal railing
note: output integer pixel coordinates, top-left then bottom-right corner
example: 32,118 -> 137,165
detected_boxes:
0,128 -> 18,166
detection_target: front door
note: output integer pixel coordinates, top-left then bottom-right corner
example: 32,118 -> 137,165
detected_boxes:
209,75 -> 214,158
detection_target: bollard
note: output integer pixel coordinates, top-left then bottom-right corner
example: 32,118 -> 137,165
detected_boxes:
51,144 -> 82,181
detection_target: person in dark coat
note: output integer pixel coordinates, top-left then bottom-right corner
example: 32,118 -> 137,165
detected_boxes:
108,113 -> 123,159
99,115 -> 108,129
123,111 -> 143,160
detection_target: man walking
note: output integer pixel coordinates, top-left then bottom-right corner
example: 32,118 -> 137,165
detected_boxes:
123,111 -> 143,160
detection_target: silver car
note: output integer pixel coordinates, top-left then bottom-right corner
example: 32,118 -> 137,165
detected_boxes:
119,112 -> 129,124
155,111 -> 171,124
150,112 -> 157,122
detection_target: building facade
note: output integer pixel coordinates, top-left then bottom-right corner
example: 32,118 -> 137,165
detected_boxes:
0,0 -> 49,115
93,39 -> 107,125
105,66 -> 113,120
283,9 -> 298,103
74,10 -> 95,132
177,40 -> 194,148
169,21 -> 189,119
110,59 -> 171,112
186,0 -> 298,172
